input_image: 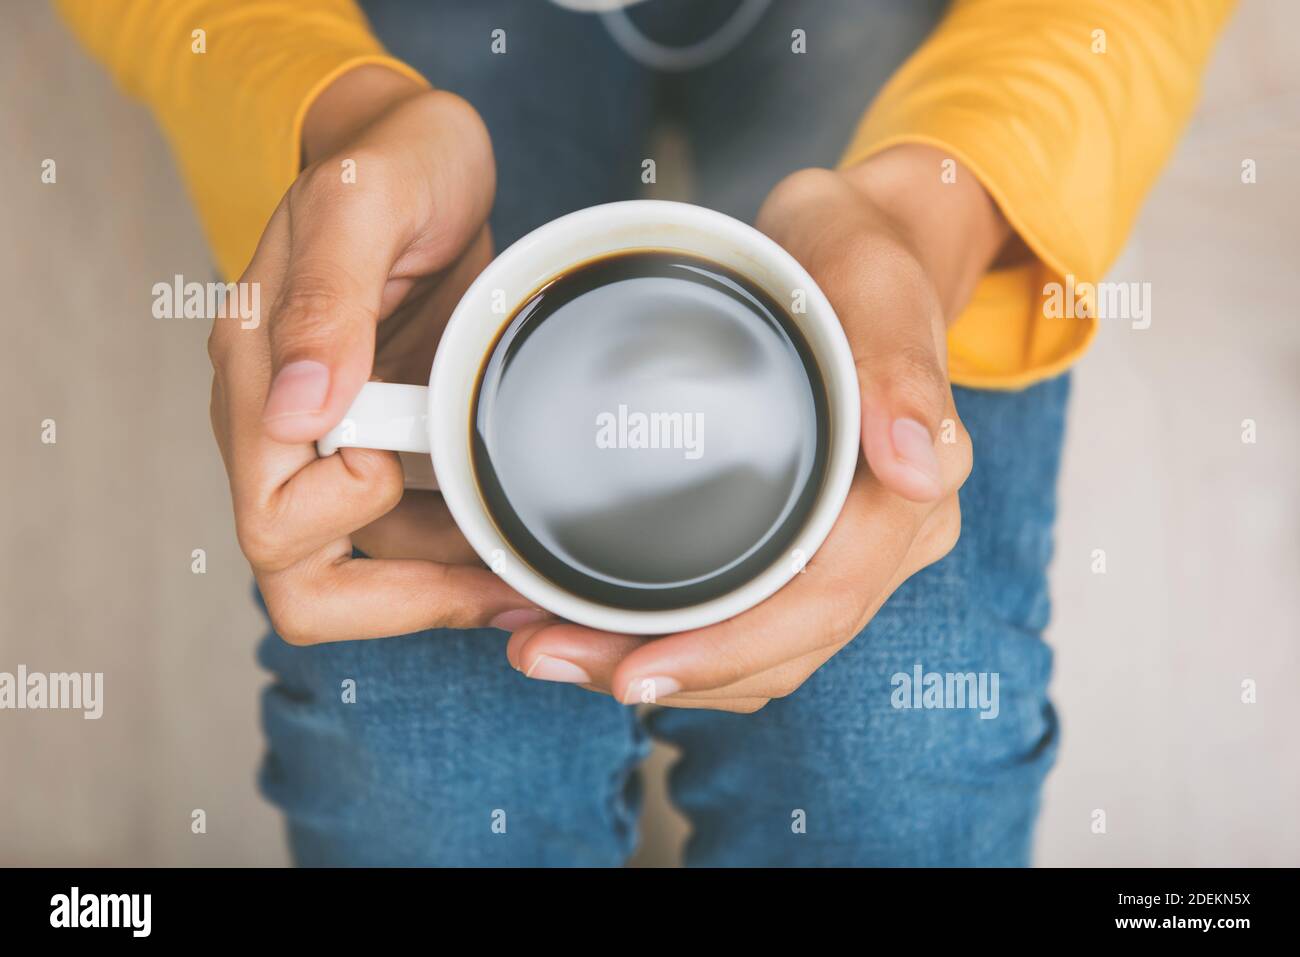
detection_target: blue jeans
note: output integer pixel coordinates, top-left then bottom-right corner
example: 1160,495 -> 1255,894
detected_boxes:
257,0 -> 1068,865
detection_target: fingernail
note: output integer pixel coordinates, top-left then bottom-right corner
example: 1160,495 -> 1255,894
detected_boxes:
524,654 -> 592,685
490,608 -> 549,633
890,417 -> 941,485
263,360 -> 330,420
621,676 -> 682,705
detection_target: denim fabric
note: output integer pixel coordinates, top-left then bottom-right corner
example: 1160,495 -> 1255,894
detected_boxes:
256,0 -> 1068,866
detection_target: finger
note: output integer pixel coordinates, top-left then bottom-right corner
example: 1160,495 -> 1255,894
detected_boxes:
260,168 -> 410,443
214,297 -> 409,572
210,215 -> 368,565
835,241 -> 955,504
262,94 -> 494,443
757,172 -> 955,503
209,207 -> 316,495
234,446 -> 405,573
506,621 -> 648,688
507,618 -> 837,703
258,549 -> 541,644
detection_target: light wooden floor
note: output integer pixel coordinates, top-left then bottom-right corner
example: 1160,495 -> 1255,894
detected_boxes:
2,2 -> 1296,866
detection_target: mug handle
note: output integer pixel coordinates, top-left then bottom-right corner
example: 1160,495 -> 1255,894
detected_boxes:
315,382 -> 438,491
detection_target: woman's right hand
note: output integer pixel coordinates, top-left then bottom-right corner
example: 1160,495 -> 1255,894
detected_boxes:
207,69 -> 543,644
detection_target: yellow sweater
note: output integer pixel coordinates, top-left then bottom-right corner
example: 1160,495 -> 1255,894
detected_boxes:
57,0 -> 1234,390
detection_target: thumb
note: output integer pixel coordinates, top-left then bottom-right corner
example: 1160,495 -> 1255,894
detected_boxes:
260,89 -> 495,444
260,178 -> 403,444
852,297 -> 953,504
756,171 -> 957,504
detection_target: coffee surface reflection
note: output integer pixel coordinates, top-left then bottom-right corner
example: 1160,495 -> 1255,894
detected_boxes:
472,251 -> 829,611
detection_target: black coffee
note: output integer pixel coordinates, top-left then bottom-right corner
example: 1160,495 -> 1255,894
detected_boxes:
472,250 -> 829,611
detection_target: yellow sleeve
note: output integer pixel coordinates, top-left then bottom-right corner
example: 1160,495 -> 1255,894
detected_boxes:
841,0 -> 1236,390
54,0 -> 428,282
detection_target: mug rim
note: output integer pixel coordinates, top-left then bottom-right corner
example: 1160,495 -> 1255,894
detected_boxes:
428,199 -> 859,635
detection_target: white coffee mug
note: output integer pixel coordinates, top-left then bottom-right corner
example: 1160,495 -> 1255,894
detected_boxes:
317,200 -> 859,634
